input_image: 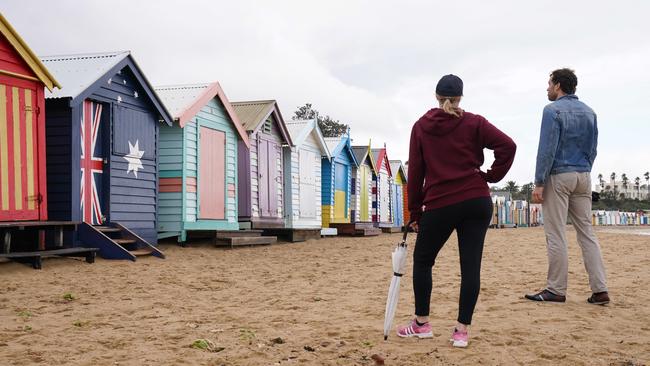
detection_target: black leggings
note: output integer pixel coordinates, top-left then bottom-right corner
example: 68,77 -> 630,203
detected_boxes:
413,196 -> 493,325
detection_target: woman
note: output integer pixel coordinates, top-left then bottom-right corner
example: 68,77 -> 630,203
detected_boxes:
397,74 -> 516,348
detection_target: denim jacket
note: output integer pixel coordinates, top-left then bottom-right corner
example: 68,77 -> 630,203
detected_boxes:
534,94 -> 598,186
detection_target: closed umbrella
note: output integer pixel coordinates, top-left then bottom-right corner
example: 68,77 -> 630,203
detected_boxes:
383,221 -> 414,340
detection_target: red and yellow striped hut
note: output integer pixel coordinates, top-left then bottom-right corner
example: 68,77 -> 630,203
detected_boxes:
0,14 -> 59,221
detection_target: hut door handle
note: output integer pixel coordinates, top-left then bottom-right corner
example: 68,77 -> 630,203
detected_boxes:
26,194 -> 43,203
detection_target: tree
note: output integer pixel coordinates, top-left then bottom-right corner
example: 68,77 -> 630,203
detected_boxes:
598,173 -> 604,188
505,181 -> 519,198
645,172 -> 650,198
611,172 -> 618,199
293,103 -> 349,138
635,176 -> 641,198
621,173 -> 629,199
519,182 -> 534,201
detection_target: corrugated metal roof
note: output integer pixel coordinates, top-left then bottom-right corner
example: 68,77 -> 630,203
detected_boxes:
325,136 -> 344,155
351,146 -> 369,166
390,160 -> 406,180
371,149 -> 381,165
154,83 -> 210,118
231,100 -> 276,131
285,119 -> 310,141
41,51 -> 129,99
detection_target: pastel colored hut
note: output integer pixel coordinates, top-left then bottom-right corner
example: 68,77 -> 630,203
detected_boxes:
154,82 -> 249,243
351,143 -> 377,223
322,134 -> 358,228
231,100 -> 293,229
42,51 -> 173,260
1,14 -> 59,223
274,119 -> 330,241
371,146 -> 394,229
389,160 -> 407,230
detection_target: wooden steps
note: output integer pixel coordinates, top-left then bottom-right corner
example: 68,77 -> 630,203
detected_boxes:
216,230 -> 263,238
329,222 -> 382,236
78,223 -> 164,261
215,230 -> 276,248
262,228 -> 321,242
381,226 -> 402,233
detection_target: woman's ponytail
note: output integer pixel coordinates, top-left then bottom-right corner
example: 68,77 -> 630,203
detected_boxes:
440,97 -> 462,118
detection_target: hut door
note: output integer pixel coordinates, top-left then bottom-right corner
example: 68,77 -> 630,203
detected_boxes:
395,185 -> 403,227
0,82 -> 41,221
258,138 -> 278,218
80,100 -> 108,225
360,165 -> 369,221
299,150 -> 316,218
333,162 -> 348,220
199,127 -> 225,220
379,173 -> 390,222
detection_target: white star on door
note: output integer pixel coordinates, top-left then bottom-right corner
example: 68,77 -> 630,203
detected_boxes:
124,140 -> 144,177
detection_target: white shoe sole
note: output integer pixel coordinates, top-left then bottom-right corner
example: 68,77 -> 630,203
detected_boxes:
397,331 -> 433,338
452,340 -> 468,348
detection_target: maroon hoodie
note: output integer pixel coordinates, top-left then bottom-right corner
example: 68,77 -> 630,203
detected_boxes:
407,108 -> 516,222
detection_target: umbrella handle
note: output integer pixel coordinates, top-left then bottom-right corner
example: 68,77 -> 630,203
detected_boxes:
402,219 -> 416,242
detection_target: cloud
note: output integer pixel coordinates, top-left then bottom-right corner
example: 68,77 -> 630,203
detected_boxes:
3,0 -> 650,186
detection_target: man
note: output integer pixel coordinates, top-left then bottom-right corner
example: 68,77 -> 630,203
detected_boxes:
525,68 -> 609,305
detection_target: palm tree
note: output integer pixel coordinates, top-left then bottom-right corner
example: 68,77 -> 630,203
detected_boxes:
635,177 -> 641,199
598,173 -> 604,189
505,181 -> 519,199
645,172 -> 649,199
622,173 -> 629,192
611,172 -> 618,198
610,172 -> 616,183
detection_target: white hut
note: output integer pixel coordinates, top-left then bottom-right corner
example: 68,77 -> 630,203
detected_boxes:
280,120 -> 331,240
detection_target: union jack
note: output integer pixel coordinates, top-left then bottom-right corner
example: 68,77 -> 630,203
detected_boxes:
80,100 -> 104,225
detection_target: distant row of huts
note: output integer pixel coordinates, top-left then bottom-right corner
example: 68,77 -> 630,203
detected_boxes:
0,14 -> 410,267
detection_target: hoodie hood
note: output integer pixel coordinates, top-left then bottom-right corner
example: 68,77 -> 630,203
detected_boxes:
417,108 -> 463,136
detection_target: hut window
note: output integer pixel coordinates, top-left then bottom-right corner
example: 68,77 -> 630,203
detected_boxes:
262,118 -> 272,134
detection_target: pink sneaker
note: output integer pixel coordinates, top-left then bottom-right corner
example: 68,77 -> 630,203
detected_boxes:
450,328 -> 469,348
396,319 -> 433,338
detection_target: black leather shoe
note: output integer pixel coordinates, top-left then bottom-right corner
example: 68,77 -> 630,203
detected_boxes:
587,292 -> 610,305
524,289 -> 566,302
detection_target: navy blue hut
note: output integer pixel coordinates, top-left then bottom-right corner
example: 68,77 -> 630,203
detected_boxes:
41,51 -> 173,260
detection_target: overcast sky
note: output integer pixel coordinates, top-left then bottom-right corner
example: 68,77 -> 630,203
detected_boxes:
5,1 -> 650,186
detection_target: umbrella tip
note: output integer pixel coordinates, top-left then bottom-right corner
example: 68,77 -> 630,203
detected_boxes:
383,335 -> 388,341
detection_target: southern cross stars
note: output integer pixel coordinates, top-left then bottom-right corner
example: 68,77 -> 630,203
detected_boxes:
124,140 -> 144,177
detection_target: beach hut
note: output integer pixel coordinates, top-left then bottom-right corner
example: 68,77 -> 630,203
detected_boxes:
0,15 -> 100,268
403,161 -> 410,225
371,146 -> 394,230
351,143 -> 377,223
389,160 -> 407,230
231,100 -> 293,230
322,133 -> 359,230
0,15 -> 59,222
273,119 -> 330,241
42,51 -> 173,260
154,82 -> 249,243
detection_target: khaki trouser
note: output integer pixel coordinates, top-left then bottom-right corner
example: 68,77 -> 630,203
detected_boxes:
542,172 -> 608,296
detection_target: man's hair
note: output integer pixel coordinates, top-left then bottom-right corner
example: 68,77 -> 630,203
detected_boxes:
550,68 -> 577,94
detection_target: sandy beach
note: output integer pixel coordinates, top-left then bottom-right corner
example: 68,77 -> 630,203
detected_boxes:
0,226 -> 648,366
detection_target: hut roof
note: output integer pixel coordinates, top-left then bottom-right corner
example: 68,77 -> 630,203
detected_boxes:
285,119 -> 330,159
155,82 -> 249,148
41,50 -> 172,125
231,100 -> 292,145
0,13 -> 60,91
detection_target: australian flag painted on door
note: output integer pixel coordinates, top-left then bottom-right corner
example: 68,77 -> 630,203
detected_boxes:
42,51 -> 172,245
80,100 -> 106,225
